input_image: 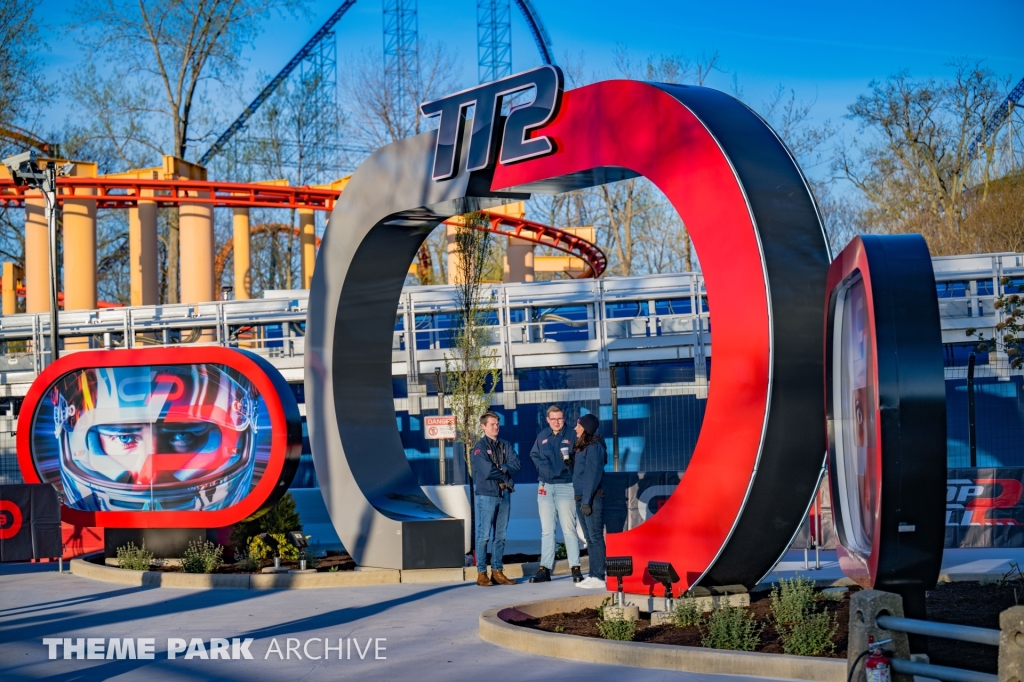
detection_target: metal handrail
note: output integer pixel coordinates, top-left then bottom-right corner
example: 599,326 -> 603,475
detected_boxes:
889,657 -> 998,682
876,615 -> 1000,647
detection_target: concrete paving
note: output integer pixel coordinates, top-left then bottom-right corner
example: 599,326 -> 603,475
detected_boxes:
1,546 -> 1020,682
0,563 -> 792,682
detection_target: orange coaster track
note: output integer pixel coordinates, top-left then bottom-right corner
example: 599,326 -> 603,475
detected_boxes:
0,177 -> 607,278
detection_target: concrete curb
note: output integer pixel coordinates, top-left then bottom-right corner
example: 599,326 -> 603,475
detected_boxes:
71,554 -> 400,589
479,594 -> 847,682
69,554 -> 589,589
68,548 -> 593,585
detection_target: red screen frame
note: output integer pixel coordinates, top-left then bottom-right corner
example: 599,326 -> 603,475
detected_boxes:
17,346 -> 299,528
825,238 -> 883,586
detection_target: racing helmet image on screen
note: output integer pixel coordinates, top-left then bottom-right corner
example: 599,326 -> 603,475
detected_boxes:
46,364 -> 260,511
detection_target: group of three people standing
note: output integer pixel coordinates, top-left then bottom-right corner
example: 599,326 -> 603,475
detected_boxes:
471,406 -> 607,589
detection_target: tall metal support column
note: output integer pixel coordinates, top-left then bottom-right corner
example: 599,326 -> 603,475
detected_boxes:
477,0 -> 512,84
299,25 -> 339,183
383,0 -> 419,136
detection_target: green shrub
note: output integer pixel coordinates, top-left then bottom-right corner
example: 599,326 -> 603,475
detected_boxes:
598,615 -> 636,641
116,542 -> 153,571
596,596 -> 612,620
701,596 -> 761,651
769,577 -> 816,625
778,609 -> 837,656
235,544 -> 261,572
229,492 -> 303,553
673,595 -> 703,627
770,577 -> 838,656
181,539 -> 224,574
247,532 -> 299,563
555,541 -> 567,560
819,587 -> 848,602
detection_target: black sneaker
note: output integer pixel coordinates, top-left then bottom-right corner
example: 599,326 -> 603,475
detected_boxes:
529,566 -> 552,583
571,565 -> 583,583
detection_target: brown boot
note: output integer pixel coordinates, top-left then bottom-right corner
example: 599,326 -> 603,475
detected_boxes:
491,569 -> 516,585
476,572 -> 492,586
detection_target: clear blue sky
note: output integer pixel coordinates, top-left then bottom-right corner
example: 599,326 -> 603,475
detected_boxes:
38,0 -> 1024,179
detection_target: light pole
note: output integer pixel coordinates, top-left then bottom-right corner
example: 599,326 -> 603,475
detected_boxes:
2,151 -> 73,364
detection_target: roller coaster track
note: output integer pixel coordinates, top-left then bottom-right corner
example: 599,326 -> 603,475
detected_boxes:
201,1 -> 556,165
512,0 -> 555,65
0,124 -> 59,157
0,178 -> 340,211
966,75 -> 1024,165
212,223 -> 322,288
199,0 -> 358,166
460,211 -> 605,278
0,178 -> 606,278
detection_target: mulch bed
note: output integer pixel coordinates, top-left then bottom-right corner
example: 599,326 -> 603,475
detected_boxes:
926,581 -> 1020,673
513,581 -> 1019,672
516,590 -> 851,658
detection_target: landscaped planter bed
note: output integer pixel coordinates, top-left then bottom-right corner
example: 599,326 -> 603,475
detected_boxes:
924,581 -> 1020,673
124,551 -> 357,574
508,581 -> 1018,672
512,588 -> 852,657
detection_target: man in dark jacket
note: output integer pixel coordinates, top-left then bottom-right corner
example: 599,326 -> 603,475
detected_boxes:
572,412 -> 607,589
471,411 -> 520,586
528,405 -> 582,584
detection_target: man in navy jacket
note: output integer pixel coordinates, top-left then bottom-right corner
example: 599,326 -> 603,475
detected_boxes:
471,411 -> 520,586
528,405 -> 582,583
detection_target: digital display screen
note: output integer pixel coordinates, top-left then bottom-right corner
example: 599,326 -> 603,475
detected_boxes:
833,275 -> 879,557
29,363 -> 274,512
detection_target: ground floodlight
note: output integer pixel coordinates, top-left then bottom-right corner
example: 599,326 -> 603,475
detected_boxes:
606,556 -> 633,605
287,531 -> 309,549
647,561 -> 680,608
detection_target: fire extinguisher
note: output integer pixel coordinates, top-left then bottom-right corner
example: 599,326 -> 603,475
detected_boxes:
864,636 -> 891,682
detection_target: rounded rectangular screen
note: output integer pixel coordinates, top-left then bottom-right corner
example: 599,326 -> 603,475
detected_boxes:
17,348 -> 301,528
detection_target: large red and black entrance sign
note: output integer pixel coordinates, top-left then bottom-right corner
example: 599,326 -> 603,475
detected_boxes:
492,80 -> 832,592
306,68 -> 832,577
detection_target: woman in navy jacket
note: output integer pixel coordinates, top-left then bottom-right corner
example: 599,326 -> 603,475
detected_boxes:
571,413 -> 606,588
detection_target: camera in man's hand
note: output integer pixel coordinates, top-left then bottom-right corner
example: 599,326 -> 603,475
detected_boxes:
500,478 -> 515,493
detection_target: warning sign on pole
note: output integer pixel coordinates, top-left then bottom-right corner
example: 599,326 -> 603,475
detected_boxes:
424,416 -> 457,440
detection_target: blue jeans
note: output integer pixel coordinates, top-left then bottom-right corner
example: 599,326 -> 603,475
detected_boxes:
538,482 -> 581,569
475,493 -> 510,572
577,495 -> 606,579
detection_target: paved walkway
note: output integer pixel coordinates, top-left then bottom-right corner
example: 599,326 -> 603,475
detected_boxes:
1,547 -> 1020,682
0,563 -> 788,682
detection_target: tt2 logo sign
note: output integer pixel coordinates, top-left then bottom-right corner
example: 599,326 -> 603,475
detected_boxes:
947,477 -> 1024,526
420,65 -> 563,180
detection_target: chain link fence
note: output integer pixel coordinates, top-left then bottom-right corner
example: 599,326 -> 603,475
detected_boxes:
944,358 -> 1024,468
4,356 -> 1023,488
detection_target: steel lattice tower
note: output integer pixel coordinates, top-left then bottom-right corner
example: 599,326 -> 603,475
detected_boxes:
383,0 -> 420,136
298,29 -> 340,182
477,0 -> 512,84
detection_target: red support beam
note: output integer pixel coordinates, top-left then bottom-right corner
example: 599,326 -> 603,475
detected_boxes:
0,177 -> 608,280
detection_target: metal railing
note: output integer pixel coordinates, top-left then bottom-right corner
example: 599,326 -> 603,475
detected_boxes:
0,252 -> 1022,390
850,589 -> 1019,682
